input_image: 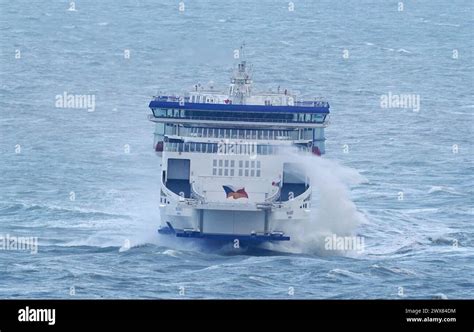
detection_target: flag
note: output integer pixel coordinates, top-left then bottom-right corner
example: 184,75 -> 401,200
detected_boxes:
223,185 -> 248,199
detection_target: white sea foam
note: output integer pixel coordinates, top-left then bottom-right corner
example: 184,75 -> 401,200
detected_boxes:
162,249 -> 180,257
397,48 -> 412,54
271,152 -> 368,255
434,23 -> 460,27
328,268 -> 364,279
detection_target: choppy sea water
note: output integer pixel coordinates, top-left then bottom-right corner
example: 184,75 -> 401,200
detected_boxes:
0,0 -> 473,299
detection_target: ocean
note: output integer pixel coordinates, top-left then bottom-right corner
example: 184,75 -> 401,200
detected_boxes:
0,0 -> 473,299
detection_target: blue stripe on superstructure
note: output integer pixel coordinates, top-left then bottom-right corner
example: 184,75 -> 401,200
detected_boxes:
148,101 -> 330,114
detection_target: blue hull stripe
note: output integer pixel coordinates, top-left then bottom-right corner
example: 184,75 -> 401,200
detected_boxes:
158,228 -> 290,242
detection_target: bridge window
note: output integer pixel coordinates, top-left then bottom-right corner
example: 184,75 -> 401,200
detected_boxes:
152,108 -> 167,117
311,114 -> 325,122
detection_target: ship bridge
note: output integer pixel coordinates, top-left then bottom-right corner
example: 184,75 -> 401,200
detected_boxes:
149,59 -> 329,154
148,93 -> 330,156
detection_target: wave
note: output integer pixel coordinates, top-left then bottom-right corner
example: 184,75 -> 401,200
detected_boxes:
428,236 -> 455,246
161,249 -> 181,257
247,276 -> 276,286
428,232 -> 473,247
370,264 -> 417,276
402,208 -> 439,214
397,48 -> 412,54
327,268 -> 365,280
434,23 -> 460,27
0,202 -> 129,219
392,242 -> 424,255
427,186 -> 463,195
270,152 -> 367,255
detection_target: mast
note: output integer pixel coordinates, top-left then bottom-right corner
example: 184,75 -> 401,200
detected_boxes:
229,44 -> 253,104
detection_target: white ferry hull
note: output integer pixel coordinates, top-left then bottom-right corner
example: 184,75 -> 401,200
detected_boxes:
149,56 -> 329,245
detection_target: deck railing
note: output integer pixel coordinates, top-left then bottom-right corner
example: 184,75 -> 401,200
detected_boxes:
151,114 -> 327,124
153,95 -> 329,108
163,142 -> 309,155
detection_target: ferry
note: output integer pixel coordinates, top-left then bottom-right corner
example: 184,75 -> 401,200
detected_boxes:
148,54 -> 330,245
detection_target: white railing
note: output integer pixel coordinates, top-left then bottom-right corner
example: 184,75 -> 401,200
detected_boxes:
191,183 -> 206,202
160,179 -> 196,205
273,186 -> 312,209
183,128 -> 295,141
164,142 -> 310,155
265,187 -> 281,202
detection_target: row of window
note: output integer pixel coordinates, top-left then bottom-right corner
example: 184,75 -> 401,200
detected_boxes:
155,124 -> 323,141
164,142 -> 310,155
151,108 -> 327,123
189,95 -> 220,103
212,159 -> 262,177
